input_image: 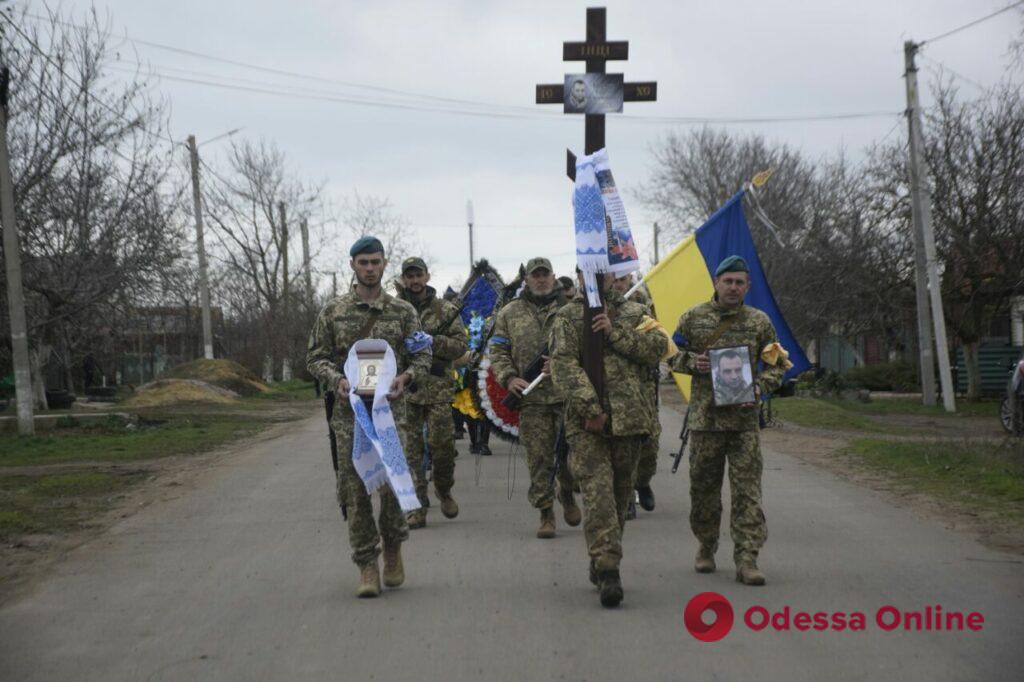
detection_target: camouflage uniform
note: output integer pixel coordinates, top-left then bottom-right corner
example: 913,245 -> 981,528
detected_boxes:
668,297 -> 786,566
397,285 -> 468,504
550,289 -> 666,571
631,288 -> 661,490
714,380 -> 754,406
306,290 -> 431,567
489,289 -> 574,510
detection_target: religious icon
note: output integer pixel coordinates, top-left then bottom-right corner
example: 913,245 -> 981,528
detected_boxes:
563,73 -> 624,114
709,346 -> 756,406
355,351 -> 386,397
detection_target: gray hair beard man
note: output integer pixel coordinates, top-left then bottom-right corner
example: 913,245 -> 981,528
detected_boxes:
488,257 -> 581,538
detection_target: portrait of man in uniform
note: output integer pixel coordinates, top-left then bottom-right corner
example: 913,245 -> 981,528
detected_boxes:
710,346 -> 755,406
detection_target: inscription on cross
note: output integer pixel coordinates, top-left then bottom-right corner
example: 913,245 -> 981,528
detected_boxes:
535,7 -> 657,180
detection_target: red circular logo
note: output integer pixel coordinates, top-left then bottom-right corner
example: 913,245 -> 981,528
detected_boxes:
684,592 -> 735,642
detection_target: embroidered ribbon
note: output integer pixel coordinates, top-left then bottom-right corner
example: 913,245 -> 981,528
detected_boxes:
404,331 -> 433,354
344,339 -> 421,512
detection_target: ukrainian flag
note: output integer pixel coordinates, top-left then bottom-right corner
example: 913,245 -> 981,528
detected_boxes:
645,190 -> 810,399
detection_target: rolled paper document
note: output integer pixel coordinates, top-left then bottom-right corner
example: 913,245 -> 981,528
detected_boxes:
521,373 -> 546,397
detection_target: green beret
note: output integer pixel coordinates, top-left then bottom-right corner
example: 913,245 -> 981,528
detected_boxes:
714,255 -> 749,277
349,236 -> 384,257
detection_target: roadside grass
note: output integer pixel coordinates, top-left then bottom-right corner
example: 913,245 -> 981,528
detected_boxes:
772,396 -> 998,432
0,380 -> 317,555
772,397 -> 900,433
0,470 -> 148,541
842,438 -> 1024,526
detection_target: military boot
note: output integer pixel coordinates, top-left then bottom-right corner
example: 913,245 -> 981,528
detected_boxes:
382,542 -> 405,588
598,569 -> 623,608
439,492 -> 459,519
636,485 -> 655,512
407,509 -> 427,529
537,507 -> 556,539
736,561 -> 766,586
695,546 -> 716,574
559,490 -> 582,527
477,422 -> 493,456
356,560 -> 381,598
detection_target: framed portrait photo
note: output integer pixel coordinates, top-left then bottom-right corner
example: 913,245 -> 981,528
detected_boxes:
709,345 -> 755,406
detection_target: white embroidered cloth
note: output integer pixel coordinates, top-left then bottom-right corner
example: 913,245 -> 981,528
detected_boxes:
344,339 -> 421,512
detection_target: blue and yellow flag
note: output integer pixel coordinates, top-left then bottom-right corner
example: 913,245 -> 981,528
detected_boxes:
646,190 -> 810,399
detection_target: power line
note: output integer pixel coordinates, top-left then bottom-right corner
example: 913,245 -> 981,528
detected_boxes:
5,19 -> 182,150
30,11 -> 901,127
918,53 -> 989,92
920,0 -> 1024,46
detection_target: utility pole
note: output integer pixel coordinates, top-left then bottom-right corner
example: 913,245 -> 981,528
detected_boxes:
186,135 -> 214,360
653,221 -> 660,264
300,217 -> 313,307
331,271 -> 338,299
0,63 -> 35,435
278,201 -> 291,381
904,40 -> 955,412
466,200 -> 475,269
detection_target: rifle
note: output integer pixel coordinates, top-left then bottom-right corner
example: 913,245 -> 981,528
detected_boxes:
671,407 -> 691,474
324,390 -> 348,520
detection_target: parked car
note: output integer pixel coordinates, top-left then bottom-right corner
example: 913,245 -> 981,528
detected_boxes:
999,353 -> 1024,436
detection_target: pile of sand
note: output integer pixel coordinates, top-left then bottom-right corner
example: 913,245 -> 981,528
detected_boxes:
124,379 -> 239,408
160,359 -> 269,397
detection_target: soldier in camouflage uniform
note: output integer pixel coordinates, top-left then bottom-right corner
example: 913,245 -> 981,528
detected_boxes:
668,255 -> 787,586
306,237 -> 431,598
396,257 -> 468,529
551,270 -> 668,607
489,257 -> 581,538
611,274 -> 661,515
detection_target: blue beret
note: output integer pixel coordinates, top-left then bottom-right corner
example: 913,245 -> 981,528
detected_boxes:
350,236 -> 384,257
714,255 -> 749,277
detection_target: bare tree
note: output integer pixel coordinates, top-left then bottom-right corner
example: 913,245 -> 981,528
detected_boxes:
338,191 -> 424,285
200,138 -> 328,380
0,7 -> 182,401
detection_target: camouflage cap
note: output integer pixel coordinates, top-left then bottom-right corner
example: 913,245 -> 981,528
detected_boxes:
525,257 -> 553,274
401,256 -> 428,273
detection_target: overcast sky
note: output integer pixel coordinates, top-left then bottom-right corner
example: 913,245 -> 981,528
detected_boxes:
46,1 -> 1024,292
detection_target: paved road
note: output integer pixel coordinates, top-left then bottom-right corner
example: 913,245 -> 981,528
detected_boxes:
1,406 -> 1022,681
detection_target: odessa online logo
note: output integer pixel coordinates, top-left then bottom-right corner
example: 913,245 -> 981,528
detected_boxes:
684,592 -> 735,643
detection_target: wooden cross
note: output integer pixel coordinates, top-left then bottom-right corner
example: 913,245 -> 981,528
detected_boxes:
535,7 -> 657,180
534,6 -> 657,400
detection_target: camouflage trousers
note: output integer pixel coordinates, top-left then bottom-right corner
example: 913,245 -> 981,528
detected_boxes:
689,430 -> 766,564
520,404 -> 575,510
404,400 -> 457,504
332,406 -> 410,567
634,419 -> 661,488
567,431 -> 642,571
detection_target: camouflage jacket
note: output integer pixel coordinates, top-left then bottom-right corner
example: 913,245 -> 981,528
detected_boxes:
550,289 -> 667,438
397,286 -> 468,405
306,290 -> 431,395
487,290 -> 566,406
668,297 -> 785,432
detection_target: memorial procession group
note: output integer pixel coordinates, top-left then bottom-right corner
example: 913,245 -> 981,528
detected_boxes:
305,233 -> 793,609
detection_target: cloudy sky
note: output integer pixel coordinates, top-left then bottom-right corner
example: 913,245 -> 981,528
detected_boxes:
37,1 -> 1024,292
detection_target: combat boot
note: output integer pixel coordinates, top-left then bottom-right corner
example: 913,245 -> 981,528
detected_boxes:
382,542 -> 405,588
477,422 -> 493,456
407,509 -> 427,529
559,490 -> 582,527
695,546 -> 716,573
636,485 -> 655,512
598,569 -> 623,608
537,507 -> 556,539
736,561 -> 766,586
356,561 -> 381,598
439,492 -> 459,519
